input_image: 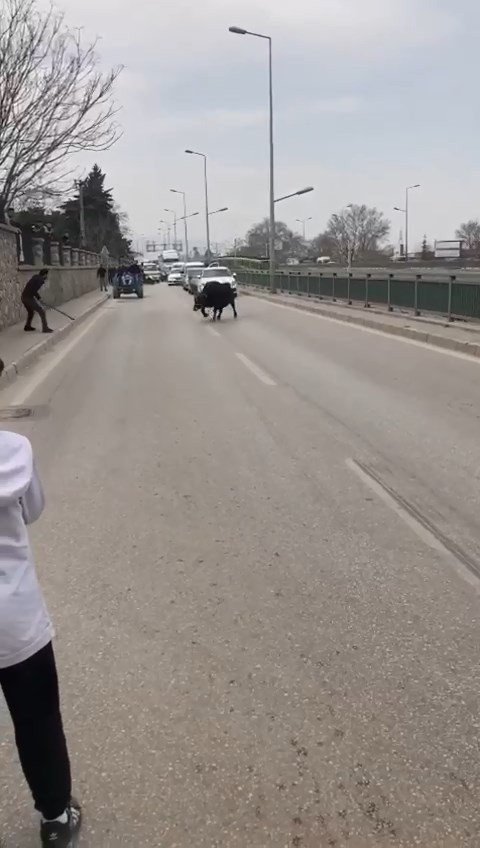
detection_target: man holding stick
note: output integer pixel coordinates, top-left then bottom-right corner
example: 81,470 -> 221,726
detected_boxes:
21,269 -> 53,334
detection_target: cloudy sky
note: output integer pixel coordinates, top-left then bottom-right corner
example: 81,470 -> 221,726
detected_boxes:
56,0 -> 476,253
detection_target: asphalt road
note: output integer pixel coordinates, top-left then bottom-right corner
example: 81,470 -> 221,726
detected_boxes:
1,286 -> 480,847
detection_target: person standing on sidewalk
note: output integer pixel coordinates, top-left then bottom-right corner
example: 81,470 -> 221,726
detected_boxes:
0,432 -> 81,847
96,265 -> 108,292
21,269 -> 53,333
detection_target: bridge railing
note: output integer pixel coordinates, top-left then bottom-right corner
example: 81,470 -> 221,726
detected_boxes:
236,269 -> 480,321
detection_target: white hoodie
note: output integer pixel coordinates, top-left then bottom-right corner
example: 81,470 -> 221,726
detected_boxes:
0,431 -> 53,669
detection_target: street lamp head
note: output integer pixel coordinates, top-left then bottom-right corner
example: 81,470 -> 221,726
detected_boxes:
393,207 -> 404,212
218,207 -> 228,212
296,186 -> 314,196
229,26 -> 247,34
185,149 -> 193,154
170,189 -> 182,194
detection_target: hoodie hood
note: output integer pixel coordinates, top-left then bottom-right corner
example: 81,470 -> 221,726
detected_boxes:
0,431 -> 33,505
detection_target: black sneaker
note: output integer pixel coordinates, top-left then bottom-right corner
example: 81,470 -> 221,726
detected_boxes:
24,326 -> 36,332
42,327 -> 54,334
40,799 -> 82,847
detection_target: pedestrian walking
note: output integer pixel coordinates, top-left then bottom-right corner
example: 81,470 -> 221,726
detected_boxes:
97,265 -> 108,292
0,432 -> 81,846
21,269 -> 53,333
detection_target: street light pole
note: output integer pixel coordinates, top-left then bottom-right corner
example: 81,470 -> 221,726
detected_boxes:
208,207 -> 229,217
164,209 -> 177,249
185,150 -> 211,259
296,216 -> 312,240
75,180 -> 86,248
405,185 -> 419,261
404,184 -> 420,261
267,36 -> 275,293
171,190 -> 189,262
274,187 -> 314,203
229,26 -> 275,292
394,183 -> 420,261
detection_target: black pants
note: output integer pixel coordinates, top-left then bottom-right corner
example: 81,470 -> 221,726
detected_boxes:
0,643 -> 72,819
22,294 -> 48,330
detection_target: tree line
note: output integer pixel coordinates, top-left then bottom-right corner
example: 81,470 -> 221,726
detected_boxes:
237,205 -> 391,264
236,208 -> 480,264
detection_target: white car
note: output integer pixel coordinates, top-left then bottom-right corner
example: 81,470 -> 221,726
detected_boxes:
167,263 -> 185,286
197,266 -> 237,293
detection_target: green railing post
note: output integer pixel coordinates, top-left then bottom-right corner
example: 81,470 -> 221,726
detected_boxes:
319,273 -> 323,299
388,274 -> 393,311
365,273 -> 371,308
414,275 -> 421,316
332,272 -> 337,302
307,272 -> 311,297
448,275 -> 455,322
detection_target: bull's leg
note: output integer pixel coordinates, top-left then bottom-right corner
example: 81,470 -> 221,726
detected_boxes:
201,307 -> 208,317
212,307 -> 218,321
217,308 -> 223,320
231,299 -> 238,318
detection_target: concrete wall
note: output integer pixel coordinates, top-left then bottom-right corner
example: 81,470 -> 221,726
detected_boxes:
0,224 -> 100,330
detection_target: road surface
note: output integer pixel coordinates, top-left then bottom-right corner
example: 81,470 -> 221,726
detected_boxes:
1,286 -> 480,847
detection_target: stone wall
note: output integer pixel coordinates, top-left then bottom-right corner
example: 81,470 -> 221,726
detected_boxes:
0,223 -> 23,329
0,223 -> 102,330
18,266 -> 99,311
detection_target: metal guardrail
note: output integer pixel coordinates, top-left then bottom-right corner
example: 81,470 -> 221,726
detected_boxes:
237,269 -> 480,321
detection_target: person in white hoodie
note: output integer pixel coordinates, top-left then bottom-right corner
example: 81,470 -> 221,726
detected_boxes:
0,431 -> 81,847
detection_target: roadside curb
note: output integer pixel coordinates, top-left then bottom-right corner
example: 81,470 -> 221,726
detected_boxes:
0,294 -> 110,388
240,287 -> 480,359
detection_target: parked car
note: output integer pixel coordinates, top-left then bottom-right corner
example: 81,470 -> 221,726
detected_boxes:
167,262 -> 185,286
197,266 -> 237,294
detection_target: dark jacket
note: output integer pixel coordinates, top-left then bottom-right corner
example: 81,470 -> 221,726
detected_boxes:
22,274 -> 47,301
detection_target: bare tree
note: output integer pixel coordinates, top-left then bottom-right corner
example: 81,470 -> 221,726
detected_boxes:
455,220 -> 480,254
0,0 -> 122,221
325,204 -> 390,264
244,219 -> 304,261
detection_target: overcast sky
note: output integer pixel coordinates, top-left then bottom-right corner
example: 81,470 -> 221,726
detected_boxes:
57,0 -> 477,253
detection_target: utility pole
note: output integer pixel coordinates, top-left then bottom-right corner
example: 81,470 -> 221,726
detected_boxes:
77,180 -> 86,248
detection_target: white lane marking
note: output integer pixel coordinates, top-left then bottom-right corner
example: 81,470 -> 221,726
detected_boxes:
207,326 -> 220,337
252,296 -> 480,365
7,309 -> 107,406
346,457 -> 480,593
235,353 -> 276,386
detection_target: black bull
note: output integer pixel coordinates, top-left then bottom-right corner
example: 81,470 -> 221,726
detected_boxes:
193,282 -> 238,321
